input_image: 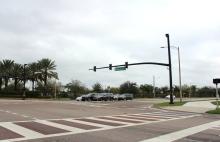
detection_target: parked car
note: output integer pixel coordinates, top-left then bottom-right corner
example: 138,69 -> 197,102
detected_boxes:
123,93 -> 133,100
91,93 -> 103,101
113,94 -> 120,100
102,93 -> 114,101
165,95 -> 176,99
75,96 -> 81,101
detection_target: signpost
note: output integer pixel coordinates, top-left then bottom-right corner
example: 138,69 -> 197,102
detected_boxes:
114,66 -> 126,71
213,78 -> 220,109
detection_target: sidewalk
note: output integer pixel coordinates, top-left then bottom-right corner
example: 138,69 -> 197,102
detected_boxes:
164,101 -> 217,113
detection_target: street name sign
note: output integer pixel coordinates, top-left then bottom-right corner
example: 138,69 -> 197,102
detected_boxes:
114,67 -> 126,71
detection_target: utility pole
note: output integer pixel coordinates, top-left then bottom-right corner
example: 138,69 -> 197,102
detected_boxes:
153,76 -> 156,98
216,83 -> 219,109
54,79 -> 57,99
165,34 -> 174,104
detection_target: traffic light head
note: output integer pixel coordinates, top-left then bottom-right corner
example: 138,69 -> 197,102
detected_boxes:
109,64 -> 112,70
93,66 -> 96,72
125,62 -> 128,68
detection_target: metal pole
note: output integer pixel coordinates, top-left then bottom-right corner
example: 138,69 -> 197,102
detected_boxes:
216,84 -> 219,109
54,79 -> 57,99
178,47 -> 183,102
166,34 -> 174,104
153,76 -> 156,98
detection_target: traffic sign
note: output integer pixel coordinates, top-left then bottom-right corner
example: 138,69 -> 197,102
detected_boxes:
114,67 -> 126,71
213,78 -> 220,84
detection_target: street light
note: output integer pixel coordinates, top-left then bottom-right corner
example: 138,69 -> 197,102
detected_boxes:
161,46 -> 182,103
23,64 -> 28,100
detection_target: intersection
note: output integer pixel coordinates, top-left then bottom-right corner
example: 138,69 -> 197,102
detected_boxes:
0,99 -> 219,142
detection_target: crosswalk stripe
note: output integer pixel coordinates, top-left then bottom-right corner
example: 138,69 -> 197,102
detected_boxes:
0,122 -> 44,139
139,120 -> 220,142
50,120 -> 101,130
92,117 -> 132,125
75,118 -> 124,126
129,114 -> 171,119
141,113 -> 184,118
35,120 -> 85,133
152,111 -> 196,116
113,115 -> 159,121
65,119 -> 112,128
97,116 -> 144,124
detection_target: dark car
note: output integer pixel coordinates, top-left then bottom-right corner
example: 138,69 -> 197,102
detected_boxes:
102,93 -> 114,101
81,93 -> 96,101
123,93 -> 133,100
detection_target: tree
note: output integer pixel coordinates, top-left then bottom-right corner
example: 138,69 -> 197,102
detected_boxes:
139,84 -> 154,98
0,61 -> 3,91
38,58 -> 58,96
27,62 -> 41,92
92,83 -> 103,93
66,80 -> 87,99
110,87 -> 120,94
11,63 -> 23,90
119,81 -> 139,97
2,59 -> 14,88
197,87 -> 215,97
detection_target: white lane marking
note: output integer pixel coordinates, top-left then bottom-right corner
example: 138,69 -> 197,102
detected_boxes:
90,117 -> 133,125
210,128 -> 220,131
131,114 -> 173,119
142,112 -> 198,118
0,122 -> 44,138
115,115 -> 162,121
139,120 -> 220,142
64,119 -> 112,128
35,120 -> 85,133
109,116 -> 148,122
152,110 -> 197,115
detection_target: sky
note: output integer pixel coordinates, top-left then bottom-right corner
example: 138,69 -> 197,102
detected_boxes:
0,0 -> 220,88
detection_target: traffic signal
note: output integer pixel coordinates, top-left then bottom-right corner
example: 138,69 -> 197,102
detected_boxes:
125,62 -> 128,68
109,64 -> 112,70
93,66 -> 96,72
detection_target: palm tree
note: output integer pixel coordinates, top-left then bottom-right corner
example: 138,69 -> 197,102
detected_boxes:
11,63 -> 23,90
38,58 -> 58,96
2,59 -> 14,88
27,62 -> 41,92
0,61 -> 3,91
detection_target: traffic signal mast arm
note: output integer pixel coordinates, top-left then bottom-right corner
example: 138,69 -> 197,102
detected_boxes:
89,62 -> 169,71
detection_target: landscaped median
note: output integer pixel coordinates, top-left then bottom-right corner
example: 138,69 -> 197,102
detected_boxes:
206,101 -> 220,114
153,101 -> 186,108
206,108 -> 220,114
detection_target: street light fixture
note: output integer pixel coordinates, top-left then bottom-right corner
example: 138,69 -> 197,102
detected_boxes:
23,64 -> 28,100
161,46 -> 182,103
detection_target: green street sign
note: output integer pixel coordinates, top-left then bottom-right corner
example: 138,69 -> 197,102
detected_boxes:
114,66 -> 126,71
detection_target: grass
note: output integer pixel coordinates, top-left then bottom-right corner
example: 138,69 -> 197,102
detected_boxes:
154,101 -> 186,108
211,101 -> 220,105
206,108 -> 220,114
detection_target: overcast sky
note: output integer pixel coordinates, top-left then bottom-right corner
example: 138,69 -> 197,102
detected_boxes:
0,0 -> 220,88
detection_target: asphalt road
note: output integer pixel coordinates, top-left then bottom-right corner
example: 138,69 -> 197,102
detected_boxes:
0,99 -> 220,142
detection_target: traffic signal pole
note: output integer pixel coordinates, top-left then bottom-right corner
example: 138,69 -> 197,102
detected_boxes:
166,34 -> 174,104
90,34 -> 175,104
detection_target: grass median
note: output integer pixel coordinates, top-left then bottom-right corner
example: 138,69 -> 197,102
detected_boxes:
211,101 -> 220,105
206,108 -> 220,114
154,101 -> 186,108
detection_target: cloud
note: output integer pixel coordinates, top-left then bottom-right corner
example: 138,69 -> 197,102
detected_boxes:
0,0 -> 220,88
